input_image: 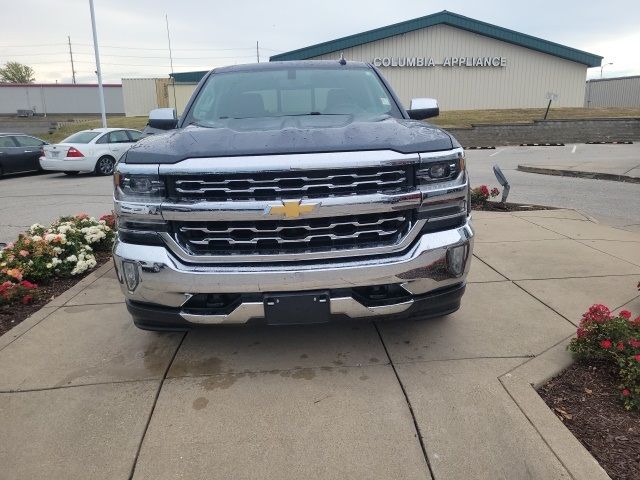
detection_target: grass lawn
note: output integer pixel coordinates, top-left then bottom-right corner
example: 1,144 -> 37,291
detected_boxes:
34,107 -> 640,141
37,116 -> 148,143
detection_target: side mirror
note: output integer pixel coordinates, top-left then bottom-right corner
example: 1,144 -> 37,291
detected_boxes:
407,98 -> 439,120
147,108 -> 178,130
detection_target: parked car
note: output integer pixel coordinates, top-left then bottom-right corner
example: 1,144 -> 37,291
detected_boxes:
40,128 -> 143,176
0,133 -> 48,176
114,60 -> 473,331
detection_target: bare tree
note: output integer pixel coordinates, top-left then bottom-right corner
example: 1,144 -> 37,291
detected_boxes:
0,61 -> 36,83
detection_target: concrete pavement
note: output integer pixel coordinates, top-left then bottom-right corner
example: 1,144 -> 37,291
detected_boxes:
2,209 -> 638,479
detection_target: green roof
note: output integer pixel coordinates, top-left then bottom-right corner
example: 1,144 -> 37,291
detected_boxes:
169,71 -> 208,83
270,11 -> 602,67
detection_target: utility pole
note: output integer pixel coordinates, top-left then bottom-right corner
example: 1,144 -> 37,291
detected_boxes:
67,36 -> 77,84
256,41 -> 260,63
88,0 -> 107,128
165,14 -> 177,112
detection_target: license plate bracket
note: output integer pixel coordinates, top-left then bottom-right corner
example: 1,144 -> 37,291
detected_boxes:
263,291 -> 330,325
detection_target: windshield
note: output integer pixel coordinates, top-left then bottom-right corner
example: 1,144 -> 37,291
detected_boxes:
186,67 -> 397,123
61,131 -> 101,144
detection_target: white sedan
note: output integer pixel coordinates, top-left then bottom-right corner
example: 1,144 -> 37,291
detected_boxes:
40,127 -> 143,176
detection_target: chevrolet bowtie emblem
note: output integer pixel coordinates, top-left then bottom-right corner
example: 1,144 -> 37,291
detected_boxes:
266,199 -> 320,218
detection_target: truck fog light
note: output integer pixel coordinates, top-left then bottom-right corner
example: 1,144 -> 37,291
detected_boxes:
122,261 -> 140,291
447,245 -> 468,277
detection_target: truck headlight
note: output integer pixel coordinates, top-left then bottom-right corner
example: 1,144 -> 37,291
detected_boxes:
416,153 -> 465,184
114,172 -> 165,199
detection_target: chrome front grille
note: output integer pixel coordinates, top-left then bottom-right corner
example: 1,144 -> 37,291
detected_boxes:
171,211 -> 412,256
166,165 -> 411,201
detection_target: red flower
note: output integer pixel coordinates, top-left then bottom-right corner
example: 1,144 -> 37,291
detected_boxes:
629,339 -> 640,349
616,342 -> 625,351
581,304 -> 612,325
21,294 -> 33,305
480,185 -> 490,196
19,280 -> 37,289
600,339 -> 612,349
99,213 -> 116,229
622,388 -> 631,397
576,327 -> 587,339
635,354 -> 640,362
619,310 -> 632,319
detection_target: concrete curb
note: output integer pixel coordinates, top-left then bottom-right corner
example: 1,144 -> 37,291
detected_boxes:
517,164 -> 640,184
499,339 -> 612,480
0,260 -> 114,351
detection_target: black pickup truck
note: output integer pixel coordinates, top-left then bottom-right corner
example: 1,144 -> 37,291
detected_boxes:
113,60 -> 473,330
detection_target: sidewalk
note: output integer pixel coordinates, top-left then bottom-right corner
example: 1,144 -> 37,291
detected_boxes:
1,209 -> 639,479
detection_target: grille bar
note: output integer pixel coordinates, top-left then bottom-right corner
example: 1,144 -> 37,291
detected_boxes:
172,211 -> 412,255
167,166 -> 411,201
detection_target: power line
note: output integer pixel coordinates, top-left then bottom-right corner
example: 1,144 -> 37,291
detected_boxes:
1,52 -> 258,59
0,43 -> 67,48
0,43 -> 284,52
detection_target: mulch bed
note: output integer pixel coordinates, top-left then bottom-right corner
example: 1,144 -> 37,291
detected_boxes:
538,360 -> 640,480
472,201 -> 555,212
0,251 -> 112,337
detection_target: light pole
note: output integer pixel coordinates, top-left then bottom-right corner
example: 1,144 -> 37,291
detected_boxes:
89,0 -> 107,128
600,62 -> 613,79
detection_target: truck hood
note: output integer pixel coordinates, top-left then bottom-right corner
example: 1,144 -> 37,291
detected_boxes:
126,114 -> 455,164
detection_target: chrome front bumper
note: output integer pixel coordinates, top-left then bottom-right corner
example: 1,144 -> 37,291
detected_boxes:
113,218 -> 473,325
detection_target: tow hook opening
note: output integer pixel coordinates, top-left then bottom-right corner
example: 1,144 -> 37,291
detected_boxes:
351,284 -> 412,307
182,293 -> 243,315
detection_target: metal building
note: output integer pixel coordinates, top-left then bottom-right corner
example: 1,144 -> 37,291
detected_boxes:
122,78 -> 170,117
270,11 -> 602,110
0,83 -> 123,115
584,76 -> 640,108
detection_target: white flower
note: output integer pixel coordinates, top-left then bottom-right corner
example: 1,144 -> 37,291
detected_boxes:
46,263 -> 52,269
31,235 -> 42,242
65,255 -> 78,263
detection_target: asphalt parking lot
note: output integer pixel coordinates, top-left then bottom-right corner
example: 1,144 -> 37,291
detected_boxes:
0,143 -> 639,244
466,143 -> 640,229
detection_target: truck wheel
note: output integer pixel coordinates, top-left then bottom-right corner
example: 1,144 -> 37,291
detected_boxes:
95,156 -> 115,176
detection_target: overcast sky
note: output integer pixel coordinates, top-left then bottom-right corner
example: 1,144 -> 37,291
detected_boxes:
1,0 -> 638,83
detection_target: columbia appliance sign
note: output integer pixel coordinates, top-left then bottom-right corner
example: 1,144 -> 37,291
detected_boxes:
372,56 -> 507,68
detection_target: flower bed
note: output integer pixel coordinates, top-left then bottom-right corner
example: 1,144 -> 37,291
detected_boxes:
539,301 -> 640,480
569,304 -> 640,410
0,213 -> 115,336
470,184 -> 555,212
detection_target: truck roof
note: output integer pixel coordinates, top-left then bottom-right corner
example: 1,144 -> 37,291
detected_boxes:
212,60 -> 371,74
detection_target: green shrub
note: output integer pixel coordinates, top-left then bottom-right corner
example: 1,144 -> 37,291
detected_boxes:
0,213 -> 115,306
569,304 -> 640,410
